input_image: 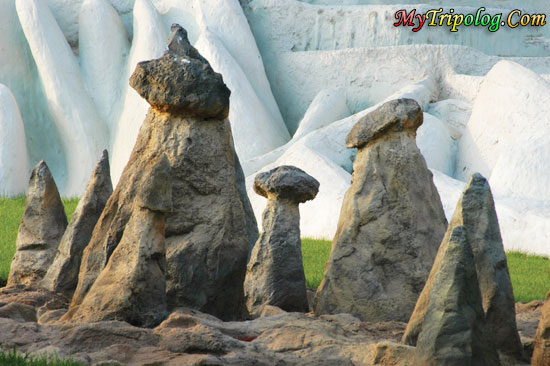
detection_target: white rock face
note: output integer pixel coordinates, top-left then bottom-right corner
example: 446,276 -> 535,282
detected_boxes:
456,60 -> 550,181
79,0 -> 130,129
489,138 -> 550,202
0,85 -> 29,197
0,0 -> 66,187
293,88 -> 349,141
195,30 -> 289,162
427,99 -> 471,139
110,0 -> 167,185
416,113 -> 455,177
16,0 -> 108,196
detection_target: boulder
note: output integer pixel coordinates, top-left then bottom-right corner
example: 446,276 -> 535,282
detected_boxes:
68,24 -> 252,321
314,99 -> 447,322
129,25 -> 230,119
244,165 -> 319,313
407,226 -> 501,366
7,161 -> 67,287
41,150 -> 113,297
63,156 -> 171,328
403,173 -> 524,360
532,291 -> 550,366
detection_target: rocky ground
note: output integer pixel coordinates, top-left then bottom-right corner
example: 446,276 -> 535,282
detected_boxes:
0,286 -> 538,366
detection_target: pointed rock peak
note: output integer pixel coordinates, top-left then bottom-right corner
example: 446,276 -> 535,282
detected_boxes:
451,172 -> 524,360
253,165 -> 320,203
29,160 -> 59,197
166,24 -> 205,63
456,172 -> 492,214
136,155 -> 172,212
346,98 -> 423,149
129,23 -> 230,119
88,149 -> 112,186
410,225 -> 501,366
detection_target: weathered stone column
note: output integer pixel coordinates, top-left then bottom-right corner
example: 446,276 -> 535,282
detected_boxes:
245,165 -> 319,314
8,161 -> 67,287
314,98 -> 447,322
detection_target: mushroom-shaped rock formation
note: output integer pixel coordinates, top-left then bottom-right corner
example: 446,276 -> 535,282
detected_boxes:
314,98 -> 447,322
410,226 -> 501,366
244,166 -> 319,314
63,155 -> 171,328
41,150 -> 113,297
67,24 -> 255,321
403,173 -> 524,361
8,161 -> 67,287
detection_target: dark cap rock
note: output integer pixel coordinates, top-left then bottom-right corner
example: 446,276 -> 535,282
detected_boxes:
130,24 -> 230,119
346,99 -> 423,149
253,165 -> 319,203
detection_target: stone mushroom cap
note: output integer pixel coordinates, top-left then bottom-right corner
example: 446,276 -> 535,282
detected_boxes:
253,165 -> 320,203
129,24 -> 230,119
346,98 -> 423,149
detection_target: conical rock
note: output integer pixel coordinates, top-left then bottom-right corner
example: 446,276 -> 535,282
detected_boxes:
67,25 -> 252,321
63,156 -> 171,327
8,161 -> 67,287
411,226 -> 501,366
245,166 -> 319,313
41,150 -> 113,297
314,99 -> 447,322
403,173 -> 523,360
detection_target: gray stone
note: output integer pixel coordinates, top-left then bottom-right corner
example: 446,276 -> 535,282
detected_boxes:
130,24 -> 230,119
407,226 -> 501,366
62,156 -> 171,328
41,150 -> 113,297
0,302 -> 37,322
253,165 -> 319,202
345,98 -> 423,149
403,173 -> 524,360
245,166 -> 319,314
314,99 -> 447,322
454,173 -> 524,359
68,26 -> 252,321
234,143 -> 259,254
8,161 -> 67,287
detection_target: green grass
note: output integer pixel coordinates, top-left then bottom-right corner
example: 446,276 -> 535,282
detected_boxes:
507,251 -> 550,303
301,238 -> 332,288
0,197 -> 79,284
0,348 -> 84,366
301,238 -> 550,303
0,197 -> 549,303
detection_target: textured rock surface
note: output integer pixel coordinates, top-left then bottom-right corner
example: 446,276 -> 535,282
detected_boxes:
0,285 -> 537,365
245,166 -> 318,313
63,156 -> 171,328
314,99 -> 447,322
532,292 -> 550,365
130,24 -> 230,119
68,25 -> 252,321
41,150 -> 113,297
408,226 -> 501,366
7,161 -> 67,287
403,173 -> 523,360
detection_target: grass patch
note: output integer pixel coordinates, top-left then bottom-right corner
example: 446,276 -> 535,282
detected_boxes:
0,197 -> 79,283
301,238 -> 550,302
0,348 -> 84,366
0,197 -> 548,303
301,238 -> 332,288
507,251 -> 550,303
